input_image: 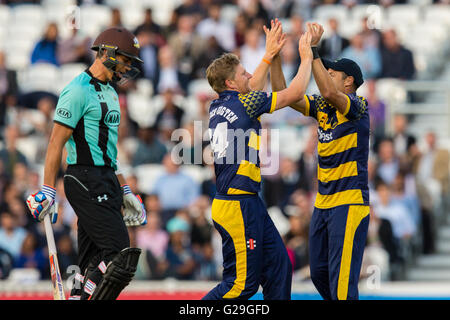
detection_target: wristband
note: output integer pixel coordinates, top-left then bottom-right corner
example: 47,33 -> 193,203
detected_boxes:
122,184 -> 132,195
262,58 -> 272,65
42,184 -> 56,200
311,46 -> 320,60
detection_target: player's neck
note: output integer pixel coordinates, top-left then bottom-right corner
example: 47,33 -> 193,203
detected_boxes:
88,59 -> 110,83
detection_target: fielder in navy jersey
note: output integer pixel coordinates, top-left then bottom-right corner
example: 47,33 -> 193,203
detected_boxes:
202,20 -> 313,300
271,22 -> 371,300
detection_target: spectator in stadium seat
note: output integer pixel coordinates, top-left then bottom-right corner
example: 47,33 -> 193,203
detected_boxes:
195,242 -> 219,281
152,153 -> 200,212
200,162 -> 216,200
0,51 -> 18,98
197,3 -> 235,52
171,0 -> 206,28
154,88 -> 185,144
0,210 -> 27,259
189,195 -> 213,251
379,29 -> 415,80
167,14 -> 207,90
374,181 -> 416,241
193,36 -> 227,81
164,216 -> 197,280
416,131 -> 450,208
263,157 -> 302,210
391,114 -> 416,157
108,7 -> 123,28
132,126 -> 167,166
30,22 -> 60,66
238,0 -> 270,26
297,126 -> 318,194
155,45 -> 183,94
284,205 -> 310,276
391,172 -> 420,229
135,28 -> 159,86
13,232 -> 47,278
238,26 -> 266,74
365,205 -> 399,281
57,18 -> 93,65
233,12 -> 250,49
134,8 -> 164,47
136,212 -> 169,279
360,16 -> 382,49
366,80 -> 386,144
376,138 -> 399,186
340,32 -> 381,80
318,18 -> 350,61
0,125 -> 28,179
56,233 -> 78,279
279,35 -> 301,84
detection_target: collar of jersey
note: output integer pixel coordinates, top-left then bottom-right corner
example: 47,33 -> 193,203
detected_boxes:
85,69 -> 109,86
219,90 -> 239,97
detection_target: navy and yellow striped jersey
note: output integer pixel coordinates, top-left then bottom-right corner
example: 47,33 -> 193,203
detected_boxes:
208,90 -> 277,195
304,92 -> 370,209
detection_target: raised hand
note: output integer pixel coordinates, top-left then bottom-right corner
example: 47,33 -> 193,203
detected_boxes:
263,19 -> 287,60
307,22 -> 324,47
299,31 -> 313,61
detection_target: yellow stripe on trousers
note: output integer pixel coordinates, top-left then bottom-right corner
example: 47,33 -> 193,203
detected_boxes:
337,205 -> 370,300
211,199 -> 247,299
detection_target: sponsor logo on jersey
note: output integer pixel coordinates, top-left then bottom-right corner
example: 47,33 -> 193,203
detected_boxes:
318,128 -> 333,142
56,108 -> 72,119
104,110 -> 120,126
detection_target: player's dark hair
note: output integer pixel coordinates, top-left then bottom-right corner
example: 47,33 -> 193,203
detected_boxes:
206,53 -> 240,93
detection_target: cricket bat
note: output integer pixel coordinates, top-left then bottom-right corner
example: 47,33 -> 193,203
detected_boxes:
43,203 -> 66,300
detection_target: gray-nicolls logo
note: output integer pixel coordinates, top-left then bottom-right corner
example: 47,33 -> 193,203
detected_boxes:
97,194 -> 108,202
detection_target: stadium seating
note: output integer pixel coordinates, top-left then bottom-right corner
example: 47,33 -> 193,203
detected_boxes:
17,63 -> 59,94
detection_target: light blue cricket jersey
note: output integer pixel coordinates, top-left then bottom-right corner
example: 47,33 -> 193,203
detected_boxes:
53,70 -> 120,170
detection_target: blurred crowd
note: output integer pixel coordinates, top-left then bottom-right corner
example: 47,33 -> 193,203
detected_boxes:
0,0 -> 449,285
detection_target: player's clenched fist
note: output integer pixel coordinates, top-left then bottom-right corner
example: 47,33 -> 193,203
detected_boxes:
26,185 -> 58,223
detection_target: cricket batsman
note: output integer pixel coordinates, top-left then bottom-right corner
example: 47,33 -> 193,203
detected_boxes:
26,27 -> 147,300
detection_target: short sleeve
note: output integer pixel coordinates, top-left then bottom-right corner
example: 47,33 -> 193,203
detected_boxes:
53,85 -> 86,129
238,91 -> 277,119
343,94 -> 368,121
304,94 -> 320,119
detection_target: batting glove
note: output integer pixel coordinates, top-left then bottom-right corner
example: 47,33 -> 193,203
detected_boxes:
122,184 -> 147,227
26,185 -> 58,223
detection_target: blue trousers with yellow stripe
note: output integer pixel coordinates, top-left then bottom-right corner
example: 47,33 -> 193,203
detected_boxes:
309,205 -> 370,300
203,194 -> 292,300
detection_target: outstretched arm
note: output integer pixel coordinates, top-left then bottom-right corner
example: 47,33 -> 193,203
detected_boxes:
272,32 -> 313,111
308,23 -> 350,114
270,53 -> 309,114
249,19 -> 287,91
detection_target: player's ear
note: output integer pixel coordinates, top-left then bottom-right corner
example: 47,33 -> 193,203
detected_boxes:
344,75 -> 355,89
225,78 -> 235,90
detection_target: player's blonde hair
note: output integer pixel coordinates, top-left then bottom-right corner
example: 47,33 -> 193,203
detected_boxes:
206,53 -> 240,94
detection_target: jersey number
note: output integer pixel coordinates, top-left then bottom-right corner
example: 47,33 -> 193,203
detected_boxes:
209,122 -> 229,159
